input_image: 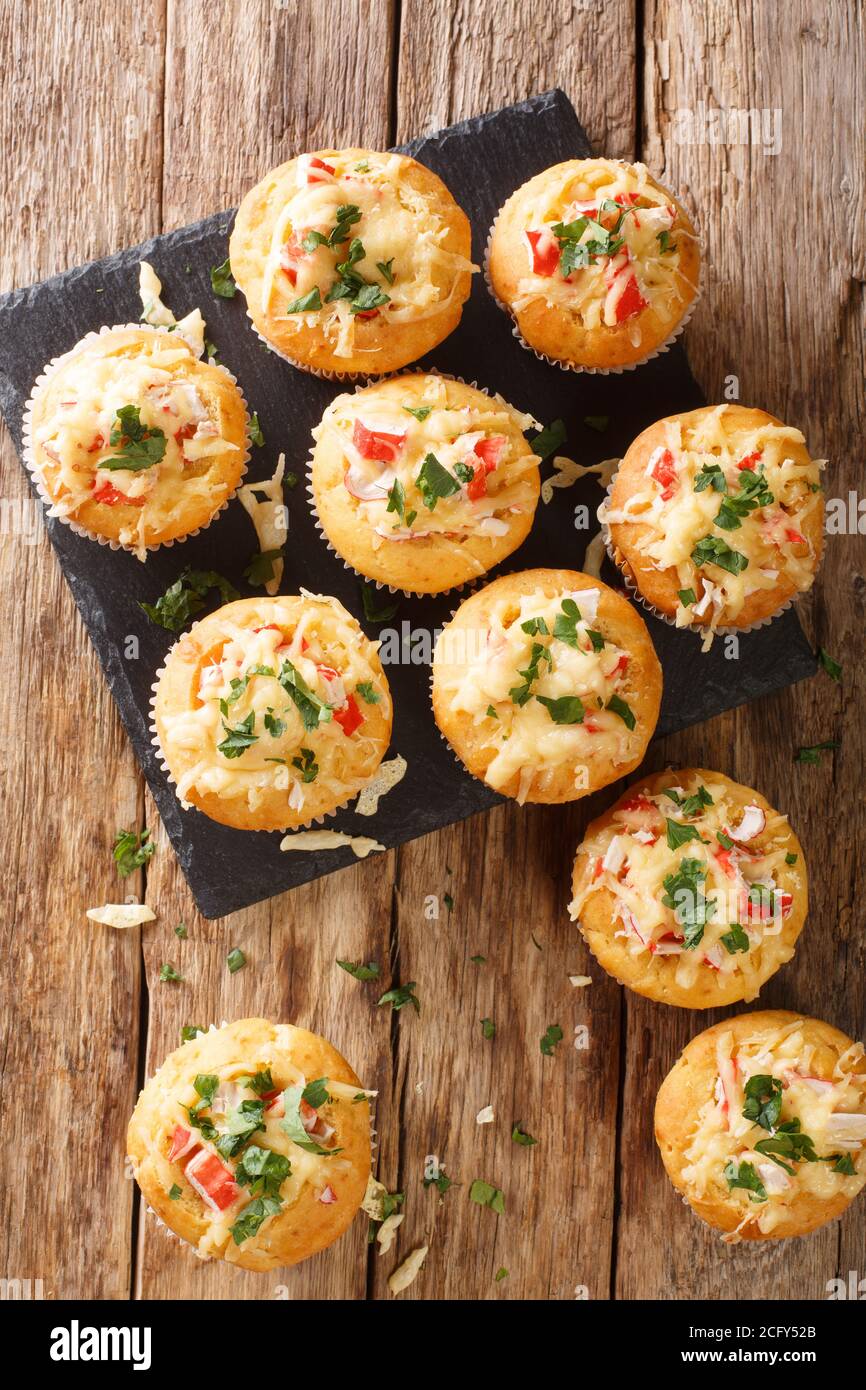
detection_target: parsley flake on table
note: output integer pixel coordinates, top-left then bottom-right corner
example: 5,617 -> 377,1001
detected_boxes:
360,582 -> 399,624
511,1124 -> 537,1147
248,411 -> 265,447
480,1017 -> 495,1040
528,418 -> 567,461
795,740 -> 839,764
337,958 -> 380,982
226,947 -> 246,974
113,828 -> 155,877
469,1178 -> 505,1214
377,981 -> 420,1013
210,257 -> 237,298
817,647 -> 842,681
139,567 -> 239,631
540,1024 -> 563,1056
159,963 -> 183,984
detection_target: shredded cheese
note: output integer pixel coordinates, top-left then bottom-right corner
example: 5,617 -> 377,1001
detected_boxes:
238,452 -> 288,595
86,903 -> 156,929
279,829 -> 386,858
354,754 -> 407,816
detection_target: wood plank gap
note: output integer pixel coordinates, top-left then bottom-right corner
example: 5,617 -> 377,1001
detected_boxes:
387,0 -> 403,146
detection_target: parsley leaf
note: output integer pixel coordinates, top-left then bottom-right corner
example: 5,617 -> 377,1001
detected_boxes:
552,597 -> 582,647
661,858 -> 715,948
536,694 -> 585,724
102,404 -> 167,472
355,681 -> 379,704
337,959 -> 380,981
226,947 -> 246,973
690,536 -> 749,575
469,1179 -> 505,1214
235,1145 -> 291,1198
714,467 -> 774,531
403,405 -> 431,421
795,740 -> 839,764
817,648 -> 842,682
291,747 -> 319,783
754,1118 -> 818,1172
139,567 -> 239,632
724,1159 -> 767,1203
480,1016 -> 495,1040
528,418 -> 567,461
244,547 -> 283,587
248,411 -> 265,447
279,660 -> 332,731
377,981 -> 420,1013
210,257 -> 237,298
230,1195 -> 282,1244
512,1124 -> 538,1147
742,1074 -> 783,1131
113,828 -> 154,877
159,962 -> 183,984
360,583 -> 398,624
217,711 -> 258,759
416,453 -> 461,510
606,694 -> 636,730
285,287 -> 322,313
540,1024 -> 563,1057
720,923 -> 750,954
280,1084 -> 342,1156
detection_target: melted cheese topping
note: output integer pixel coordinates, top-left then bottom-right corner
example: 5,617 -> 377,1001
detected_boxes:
161,596 -> 388,815
315,374 -> 539,552
33,328 -> 239,553
436,585 -> 642,802
260,152 -> 477,359
569,776 -> 800,998
512,160 -> 696,342
151,1039 -> 367,1262
238,452 -> 288,595
680,1021 -> 866,1239
279,829 -> 385,857
601,405 -> 823,633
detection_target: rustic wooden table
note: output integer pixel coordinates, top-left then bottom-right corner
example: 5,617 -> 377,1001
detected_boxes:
1,0 -> 863,1302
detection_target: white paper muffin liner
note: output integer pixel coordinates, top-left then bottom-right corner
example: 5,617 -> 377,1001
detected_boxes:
148,632 -> 383,834
305,368 -> 541,599
597,461 -> 808,643
22,323 -> 251,560
483,208 -> 702,376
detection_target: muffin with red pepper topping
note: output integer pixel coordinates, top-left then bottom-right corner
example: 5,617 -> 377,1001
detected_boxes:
310,373 -> 542,594
431,568 -> 662,803
569,768 -> 807,1008
127,1018 -> 372,1271
24,325 -> 249,558
655,1011 -> 866,1242
601,405 -> 824,642
229,149 -> 476,377
153,593 -> 393,831
487,158 -> 700,371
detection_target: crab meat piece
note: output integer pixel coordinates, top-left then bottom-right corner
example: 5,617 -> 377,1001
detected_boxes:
691,579 -> 720,620
352,418 -> 407,463
316,663 -> 347,708
825,1113 -> 866,1147
343,461 -> 396,501
567,587 -> 600,624
790,1073 -> 834,1095
730,804 -> 766,842
716,1049 -> 739,1123
298,154 -> 336,186
652,935 -> 684,956
601,835 -> 627,875
757,1162 -> 792,1195
648,446 -> 678,501
703,945 -> 724,971
168,1124 -> 199,1163
318,1185 -> 338,1204
632,827 -> 657,845
525,228 -> 560,276
603,250 -> 648,324
185,1149 -> 240,1212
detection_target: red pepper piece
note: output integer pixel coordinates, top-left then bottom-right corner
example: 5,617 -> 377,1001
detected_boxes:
332,693 -> 363,736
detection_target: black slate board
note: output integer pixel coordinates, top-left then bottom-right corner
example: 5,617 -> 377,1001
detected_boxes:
0,90 -> 816,917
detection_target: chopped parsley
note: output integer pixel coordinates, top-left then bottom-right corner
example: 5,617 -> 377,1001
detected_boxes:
724,1159 -> 767,1203
244,547 -> 284,587
159,962 -> 183,984
742,1074 -> 783,1131
664,818 -> 705,851
377,258 -> 395,285
677,587 -> 697,607
754,1119 -> 818,1173
292,747 -> 319,783
831,1153 -> 856,1175
218,710 -> 258,758
139,567 -> 239,631
713,467 -> 773,531
606,694 -> 636,730
230,1195 -> 282,1244
180,1024 -> 203,1043
226,947 -> 246,974
795,740 -> 839,764
661,858 -> 715,949
360,582 -> 398,624
817,648 -> 842,682
785,851 -> 798,865
528,418 -> 567,461
511,1124 -> 537,1147
337,958 -> 380,981
403,405 -> 432,421
285,287 -> 322,314
495,1267 -> 509,1282
264,710 -> 285,738
235,1144 -> 291,1198
113,828 -> 155,877
480,1017 -> 495,1040
720,923 -> 750,954
521,616 -> 550,637
552,597 -> 581,647
280,1083 -> 342,1157
553,203 -> 631,275
356,681 -> 380,704
540,1024 -> 563,1057
470,954 -> 486,964
377,981 -> 420,1013
536,694 -> 585,724
102,405 -> 166,472
175,922 -> 188,940
469,1179 -> 505,1214
693,462 -> 727,494
583,414 -> 609,433
248,411 -> 265,447
416,453 -> 461,510
279,660 -> 332,731
168,1184 -> 182,1200
690,535 -> 749,575
509,641 -> 551,705
210,257 -> 236,298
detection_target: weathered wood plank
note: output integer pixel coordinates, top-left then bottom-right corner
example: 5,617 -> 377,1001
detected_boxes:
135,0 -> 399,1299
367,0 -> 636,1301
0,0 -> 165,1299
615,0 -> 866,1299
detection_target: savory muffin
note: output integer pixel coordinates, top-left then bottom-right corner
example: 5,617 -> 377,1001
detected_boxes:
229,148 -> 476,376
310,372 -> 542,593
569,768 -> 807,1008
153,593 -> 392,831
655,1011 -> 866,1242
25,325 -> 249,558
487,158 -> 699,371
601,405 -> 824,639
431,568 -> 662,803
127,1018 -> 372,1271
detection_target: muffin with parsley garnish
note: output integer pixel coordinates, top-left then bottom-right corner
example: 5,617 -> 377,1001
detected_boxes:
570,768 -> 807,1009
152,593 -> 392,831
24,325 -> 249,559
229,149 -> 476,378
310,373 -> 542,594
487,158 -> 699,372
127,1018 -> 372,1271
431,568 -> 661,804
655,1011 -> 866,1243
600,405 -> 824,643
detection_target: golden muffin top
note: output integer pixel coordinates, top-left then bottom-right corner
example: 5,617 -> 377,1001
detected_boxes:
498,158 -> 697,334
570,769 -> 804,1000
313,373 -> 540,545
239,149 -> 477,362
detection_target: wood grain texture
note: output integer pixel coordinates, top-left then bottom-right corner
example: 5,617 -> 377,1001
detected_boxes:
614,0 -> 866,1300
1,0 -> 863,1304
0,0 -> 166,1299
134,0 -> 399,1300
